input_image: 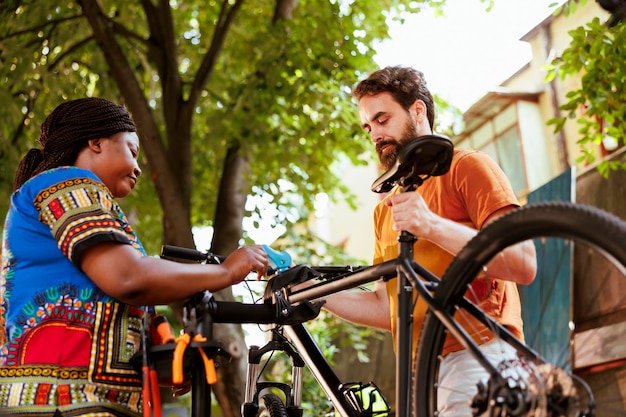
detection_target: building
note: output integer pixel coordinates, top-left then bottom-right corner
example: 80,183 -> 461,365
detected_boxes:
453,1 -> 618,202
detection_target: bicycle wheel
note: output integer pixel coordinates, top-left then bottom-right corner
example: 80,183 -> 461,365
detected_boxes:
259,393 -> 289,417
414,202 -> 626,417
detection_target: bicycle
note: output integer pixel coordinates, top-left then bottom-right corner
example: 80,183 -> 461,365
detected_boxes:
147,135 -> 626,417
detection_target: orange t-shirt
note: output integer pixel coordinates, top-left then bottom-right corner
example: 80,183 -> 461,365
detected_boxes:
373,148 -> 524,356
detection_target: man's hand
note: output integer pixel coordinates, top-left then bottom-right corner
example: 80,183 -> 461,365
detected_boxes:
387,191 -> 438,239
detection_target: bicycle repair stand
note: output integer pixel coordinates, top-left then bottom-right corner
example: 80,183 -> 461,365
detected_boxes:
148,291 -> 231,417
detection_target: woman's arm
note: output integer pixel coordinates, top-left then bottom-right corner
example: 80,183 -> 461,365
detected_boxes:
80,242 -> 268,305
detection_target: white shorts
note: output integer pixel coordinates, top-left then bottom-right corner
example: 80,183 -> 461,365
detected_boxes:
436,339 -> 517,417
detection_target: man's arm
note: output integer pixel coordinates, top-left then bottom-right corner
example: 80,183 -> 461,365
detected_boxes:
388,193 -> 536,285
318,279 -> 392,331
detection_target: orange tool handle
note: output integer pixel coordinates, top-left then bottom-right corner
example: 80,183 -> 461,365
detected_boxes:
198,349 -> 217,385
172,333 -> 190,385
142,366 -> 151,417
192,335 -> 218,385
152,314 -> 175,344
149,369 -> 162,417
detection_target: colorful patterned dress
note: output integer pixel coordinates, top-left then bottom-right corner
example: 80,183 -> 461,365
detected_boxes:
1,167 -> 148,417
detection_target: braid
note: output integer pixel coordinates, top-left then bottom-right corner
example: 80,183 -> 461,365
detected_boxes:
13,149 -> 44,191
13,98 -> 136,191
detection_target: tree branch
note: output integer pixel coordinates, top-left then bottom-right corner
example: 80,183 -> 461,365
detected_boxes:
77,0 -> 193,245
0,14 -> 81,42
153,0 -> 185,129
272,0 -> 298,23
48,36 -> 93,71
188,0 -> 245,107
109,19 -> 150,45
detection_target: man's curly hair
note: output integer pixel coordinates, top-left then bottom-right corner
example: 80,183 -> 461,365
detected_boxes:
353,66 -> 435,130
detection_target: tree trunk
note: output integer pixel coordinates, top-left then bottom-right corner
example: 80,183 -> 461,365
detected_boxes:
210,144 -> 251,416
78,3 -> 244,415
77,1 -> 293,415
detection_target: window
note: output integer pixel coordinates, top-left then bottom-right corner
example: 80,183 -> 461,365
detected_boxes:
494,127 -> 526,194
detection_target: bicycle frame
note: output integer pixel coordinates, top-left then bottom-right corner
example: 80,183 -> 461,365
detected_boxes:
282,230 -> 538,416
157,233 -> 541,417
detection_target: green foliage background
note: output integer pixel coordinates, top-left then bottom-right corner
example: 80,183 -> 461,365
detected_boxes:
0,0 -> 422,252
547,1 -> 626,177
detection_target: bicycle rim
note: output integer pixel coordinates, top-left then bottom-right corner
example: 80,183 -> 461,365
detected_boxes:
414,202 -> 626,417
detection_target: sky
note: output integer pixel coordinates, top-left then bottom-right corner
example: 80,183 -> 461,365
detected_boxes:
374,0 -> 565,111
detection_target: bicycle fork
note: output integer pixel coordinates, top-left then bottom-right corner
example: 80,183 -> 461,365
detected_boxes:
242,327 -> 305,417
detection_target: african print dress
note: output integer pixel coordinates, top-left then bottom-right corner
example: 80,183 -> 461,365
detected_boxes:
1,167 -> 147,417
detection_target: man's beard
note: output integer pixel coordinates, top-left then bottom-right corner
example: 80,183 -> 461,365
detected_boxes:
376,120 -> 420,171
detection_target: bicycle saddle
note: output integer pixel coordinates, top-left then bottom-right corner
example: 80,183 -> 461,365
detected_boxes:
370,134 -> 454,193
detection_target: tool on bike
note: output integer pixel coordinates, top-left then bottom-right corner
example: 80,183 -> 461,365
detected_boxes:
173,333 -> 218,385
261,244 -> 292,273
141,313 -> 162,417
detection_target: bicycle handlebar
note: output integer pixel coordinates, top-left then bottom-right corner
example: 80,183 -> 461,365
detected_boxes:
160,244 -> 383,324
161,245 -> 220,262
161,244 -> 292,275
207,300 -> 322,325
208,301 -> 278,324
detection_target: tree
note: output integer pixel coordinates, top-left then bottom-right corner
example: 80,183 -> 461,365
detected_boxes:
0,0 -> 448,414
546,0 -> 626,176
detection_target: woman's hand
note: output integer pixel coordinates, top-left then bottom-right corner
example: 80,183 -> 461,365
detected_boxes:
222,245 -> 269,283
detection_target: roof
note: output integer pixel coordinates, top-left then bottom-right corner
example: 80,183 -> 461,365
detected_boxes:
454,89 -> 541,143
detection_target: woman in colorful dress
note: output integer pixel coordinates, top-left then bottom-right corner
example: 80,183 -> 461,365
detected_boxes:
0,98 -> 269,416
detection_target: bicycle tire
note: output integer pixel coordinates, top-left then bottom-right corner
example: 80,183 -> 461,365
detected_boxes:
413,202 -> 626,417
259,393 -> 289,417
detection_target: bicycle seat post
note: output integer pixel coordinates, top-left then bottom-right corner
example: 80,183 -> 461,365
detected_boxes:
393,181 -> 420,417
396,228 -> 417,417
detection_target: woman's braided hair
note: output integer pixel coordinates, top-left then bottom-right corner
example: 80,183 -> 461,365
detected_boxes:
13,97 -> 136,191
